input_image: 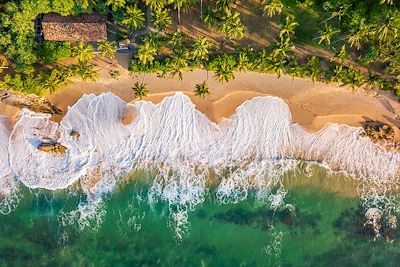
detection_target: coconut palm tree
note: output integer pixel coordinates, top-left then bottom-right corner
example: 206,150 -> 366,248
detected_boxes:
271,38 -> 294,60
106,0 -> 126,11
220,11 -> 244,40
191,37 -> 212,62
380,0 -> 394,4
98,41 -> 116,60
262,0 -> 284,17
154,8 -> 173,31
214,55 -> 235,83
72,62 -> 99,82
43,68 -> 71,94
332,44 -> 347,64
133,82 -> 148,99
168,47 -> 190,80
252,49 -> 271,71
168,29 -> 186,49
215,0 -> 234,12
137,42 -> 157,65
144,33 -> 162,51
194,81 -> 210,98
279,16 -> 298,41
173,0 -> 197,25
318,24 -> 339,46
237,52 -> 250,72
72,41 -> 94,63
347,18 -> 369,50
144,0 -> 168,11
306,56 -> 321,82
121,6 -> 145,30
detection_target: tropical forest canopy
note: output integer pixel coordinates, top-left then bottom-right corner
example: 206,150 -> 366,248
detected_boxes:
0,0 -> 399,96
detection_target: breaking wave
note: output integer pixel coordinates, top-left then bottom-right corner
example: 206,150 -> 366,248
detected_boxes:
1,92 -> 400,233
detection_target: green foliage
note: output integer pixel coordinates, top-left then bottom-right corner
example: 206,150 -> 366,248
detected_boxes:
72,41 -> 94,63
136,42 -> 158,66
262,0 -> 284,17
42,67 -> 73,93
120,5 -> 145,30
133,81 -> 148,99
154,9 -> 173,31
202,5 -> 244,40
98,41 -> 116,60
209,54 -> 236,83
71,62 -> 99,81
191,38 -> 212,62
37,41 -> 72,64
106,0 -> 126,11
194,81 -> 210,98
1,74 -> 45,95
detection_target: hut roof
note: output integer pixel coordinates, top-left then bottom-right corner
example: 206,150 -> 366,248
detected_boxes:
42,12 -> 107,42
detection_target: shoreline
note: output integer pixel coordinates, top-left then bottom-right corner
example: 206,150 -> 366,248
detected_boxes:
2,67 -> 400,137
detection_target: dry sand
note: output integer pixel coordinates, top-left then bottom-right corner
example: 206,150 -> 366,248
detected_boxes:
2,62 -> 400,137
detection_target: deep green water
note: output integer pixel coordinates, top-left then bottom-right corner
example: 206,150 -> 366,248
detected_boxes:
1,171 -> 400,267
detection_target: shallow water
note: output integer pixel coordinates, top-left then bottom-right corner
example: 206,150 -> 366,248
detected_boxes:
1,168 -> 399,267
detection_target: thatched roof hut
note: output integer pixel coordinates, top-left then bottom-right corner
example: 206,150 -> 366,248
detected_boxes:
41,12 -> 107,42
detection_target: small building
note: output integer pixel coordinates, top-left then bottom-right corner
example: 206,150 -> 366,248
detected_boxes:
41,12 -> 108,42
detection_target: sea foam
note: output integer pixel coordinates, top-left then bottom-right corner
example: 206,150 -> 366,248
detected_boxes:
1,92 -> 399,210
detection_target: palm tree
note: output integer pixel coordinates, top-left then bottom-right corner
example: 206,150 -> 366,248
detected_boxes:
347,18 -> 368,50
144,33 -> 162,51
332,44 -> 347,64
98,41 -> 116,60
133,82 -> 148,99
106,0 -> 126,11
262,0 -> 284,17
121,6 -> 145,30
144,0 -> 168,11
168,47 -> 190,80
137,42 -> 157,65
220,11 -> 244,40
72,41 -> 94,63
191,37 -> 212,62
194,81 -> 210,98
318,24 -> 339,46
173,0 -> 198,25
306,56 -> 321,82
271,38 -> 294,60
380,0 -> 394,4
43,68 -> 71,94
154,8 -> 173,31
72,62 -> 99,82
214,55 -> 235,83
168,29 -> 185,49
215,0 -> 234,12
237,52 -> 250,72
253,49 -> 272,71
279,16 -> 298,41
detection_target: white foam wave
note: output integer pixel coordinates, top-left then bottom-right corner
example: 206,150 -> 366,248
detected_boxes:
0,116 -> 19,214
1,92 -> 399,214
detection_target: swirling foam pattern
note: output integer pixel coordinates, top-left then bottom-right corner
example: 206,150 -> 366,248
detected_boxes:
0,92 -> 399,197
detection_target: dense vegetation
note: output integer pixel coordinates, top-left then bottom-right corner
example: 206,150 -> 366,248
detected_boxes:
0,0 -> 399,97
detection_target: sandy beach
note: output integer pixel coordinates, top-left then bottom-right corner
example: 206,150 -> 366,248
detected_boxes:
2,62 -> 400,137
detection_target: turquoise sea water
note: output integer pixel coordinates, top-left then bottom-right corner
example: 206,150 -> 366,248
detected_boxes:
1,168 -> 400,267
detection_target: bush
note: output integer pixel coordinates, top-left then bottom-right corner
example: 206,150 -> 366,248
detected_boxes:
37,41 -> 72,64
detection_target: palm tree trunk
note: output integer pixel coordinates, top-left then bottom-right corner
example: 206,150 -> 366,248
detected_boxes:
200,0 -> 203,19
